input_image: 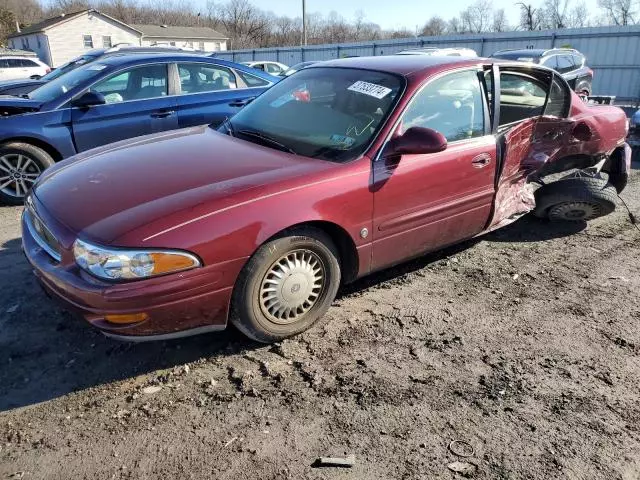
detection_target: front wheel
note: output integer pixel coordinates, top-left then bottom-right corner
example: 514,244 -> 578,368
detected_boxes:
0,142 -> 54,205
230,227 -> 341,343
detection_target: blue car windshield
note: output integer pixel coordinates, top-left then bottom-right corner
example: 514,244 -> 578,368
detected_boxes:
226,67 -> 403,162
40,54 -> 100,82
29,63 -> 110,103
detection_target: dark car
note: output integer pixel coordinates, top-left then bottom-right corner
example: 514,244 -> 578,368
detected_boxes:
22,56 -> 630,342
491,48 -> 593,97
0,45 -> 202,97
0,53 -> 277,204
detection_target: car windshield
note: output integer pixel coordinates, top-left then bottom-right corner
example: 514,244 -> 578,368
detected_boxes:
28,62 -> 111,103
41,54 -> 99,81
225,67 -> 403,162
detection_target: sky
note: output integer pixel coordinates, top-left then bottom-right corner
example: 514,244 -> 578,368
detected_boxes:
225,0 -> 602,30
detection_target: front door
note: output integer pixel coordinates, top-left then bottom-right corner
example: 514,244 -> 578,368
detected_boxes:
372,69 -> 496,271
71,64 -> 178,152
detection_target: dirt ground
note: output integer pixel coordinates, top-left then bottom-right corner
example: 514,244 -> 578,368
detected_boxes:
1,167 -> 640,480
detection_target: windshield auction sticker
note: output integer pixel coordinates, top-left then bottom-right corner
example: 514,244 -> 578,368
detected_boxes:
348,81 -> 392,99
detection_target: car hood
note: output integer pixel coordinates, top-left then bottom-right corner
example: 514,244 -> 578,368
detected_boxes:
0,96 -> 43,115
33,126 -> 336,245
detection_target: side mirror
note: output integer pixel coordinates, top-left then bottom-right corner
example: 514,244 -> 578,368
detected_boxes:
386,127 -> 448,156
73,91 -> 106,109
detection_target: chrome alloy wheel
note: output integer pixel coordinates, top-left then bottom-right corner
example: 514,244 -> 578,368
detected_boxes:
0,154 -> 41,199
259,249 -> 326,324
549,201 -> 600,221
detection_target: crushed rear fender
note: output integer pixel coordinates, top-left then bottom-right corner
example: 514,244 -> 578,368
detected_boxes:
486,104 -> 629,232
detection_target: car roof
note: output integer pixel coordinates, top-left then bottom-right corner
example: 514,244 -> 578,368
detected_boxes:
95,53 -> 246,68
315,55 -> 483,76
493,48 -> 580,58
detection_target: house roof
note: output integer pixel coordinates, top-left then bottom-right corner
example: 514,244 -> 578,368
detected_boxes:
132,24 -> 228,40
8,9 -> 142,38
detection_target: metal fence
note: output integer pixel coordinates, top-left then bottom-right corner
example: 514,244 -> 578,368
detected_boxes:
215,25 -> 640,103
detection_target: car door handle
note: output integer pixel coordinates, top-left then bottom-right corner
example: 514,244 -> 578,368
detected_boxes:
150,110 -> 175,118
471,154 -> 492,168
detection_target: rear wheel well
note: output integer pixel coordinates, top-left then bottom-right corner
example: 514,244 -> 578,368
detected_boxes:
265,221 -> 360,284
0,137 -> 62,162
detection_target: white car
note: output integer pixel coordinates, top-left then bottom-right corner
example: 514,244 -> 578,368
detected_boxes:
242,61 -> 289,76
0,56 -> 50,81
396,47 -> 478,57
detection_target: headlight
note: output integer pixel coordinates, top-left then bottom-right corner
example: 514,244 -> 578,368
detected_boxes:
73,239 -> 201,280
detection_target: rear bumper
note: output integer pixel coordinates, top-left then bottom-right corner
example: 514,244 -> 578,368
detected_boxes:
22,211 -> 247,340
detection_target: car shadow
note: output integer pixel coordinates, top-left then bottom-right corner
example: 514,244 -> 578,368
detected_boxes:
0,214 -> 585,412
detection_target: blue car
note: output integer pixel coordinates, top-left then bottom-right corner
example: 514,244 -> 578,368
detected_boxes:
0,53 -> 277,204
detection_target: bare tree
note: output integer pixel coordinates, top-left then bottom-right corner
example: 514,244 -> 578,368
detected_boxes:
492,8 -> 509,31
598,0 -> 637,24
420,16 -> 447,36
517,2 -> 543,30
460,0 -> 493,33
566,1 -> 590,26
541,0 -> 572,28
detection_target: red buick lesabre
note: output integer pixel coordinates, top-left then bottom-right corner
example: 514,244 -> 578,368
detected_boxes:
22,56 -> 630,342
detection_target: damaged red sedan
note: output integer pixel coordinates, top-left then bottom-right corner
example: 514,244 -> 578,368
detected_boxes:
22,56 -> 631,342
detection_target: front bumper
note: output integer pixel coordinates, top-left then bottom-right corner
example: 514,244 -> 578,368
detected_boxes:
22,210 -> 248,340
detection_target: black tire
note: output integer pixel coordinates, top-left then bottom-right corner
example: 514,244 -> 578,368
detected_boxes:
230,227 -> 341,343
0,142 -> 54,206
533,176 -> 617,222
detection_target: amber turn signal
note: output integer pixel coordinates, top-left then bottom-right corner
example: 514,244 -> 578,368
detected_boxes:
104,312 -> 149,324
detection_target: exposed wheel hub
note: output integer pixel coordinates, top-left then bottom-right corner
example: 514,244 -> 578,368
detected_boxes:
0,154 -> 41,198
259,250 -> 325,325
549,202 -> 600,221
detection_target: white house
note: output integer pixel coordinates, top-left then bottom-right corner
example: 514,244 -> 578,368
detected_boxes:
7,9 -> 228,67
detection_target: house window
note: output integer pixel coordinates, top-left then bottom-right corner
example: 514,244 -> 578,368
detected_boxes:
187,41 -> 194,48
169,42 -> 176,46
103,36 -> 112,48
9,40 -> 14,48
213,42 -> 221,51
83,35 -> 93,48
199,42 -> 205,51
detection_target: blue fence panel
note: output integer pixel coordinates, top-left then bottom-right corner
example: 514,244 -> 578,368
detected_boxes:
216,25 -> 640,101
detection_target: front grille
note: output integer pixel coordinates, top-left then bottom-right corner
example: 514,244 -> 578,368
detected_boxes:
25,200 -> 62,262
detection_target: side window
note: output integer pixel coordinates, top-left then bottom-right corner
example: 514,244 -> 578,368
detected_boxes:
541,56 -> 558,70
236,69 -> 271,88
571,54 -> 584,68
498,72 -> 547,126
556,55 -> 575,73
177,63 -> 237,94
0,59 -> 8,68
400,70 -> 485,142
6,59 -> 22,68
266,63 -> 282,74
20,59 -> 39,67
544,77 -> 570,118
91,65 -> 168,103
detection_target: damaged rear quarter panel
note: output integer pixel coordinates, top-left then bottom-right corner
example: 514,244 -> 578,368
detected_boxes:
487,99 -> 628,230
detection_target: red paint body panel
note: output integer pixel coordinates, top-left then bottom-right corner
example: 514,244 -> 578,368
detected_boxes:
23,58 -> 631,339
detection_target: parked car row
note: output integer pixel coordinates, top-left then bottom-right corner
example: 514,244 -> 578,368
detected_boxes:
19,53 -> 630,344
0,53 -> 278,204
